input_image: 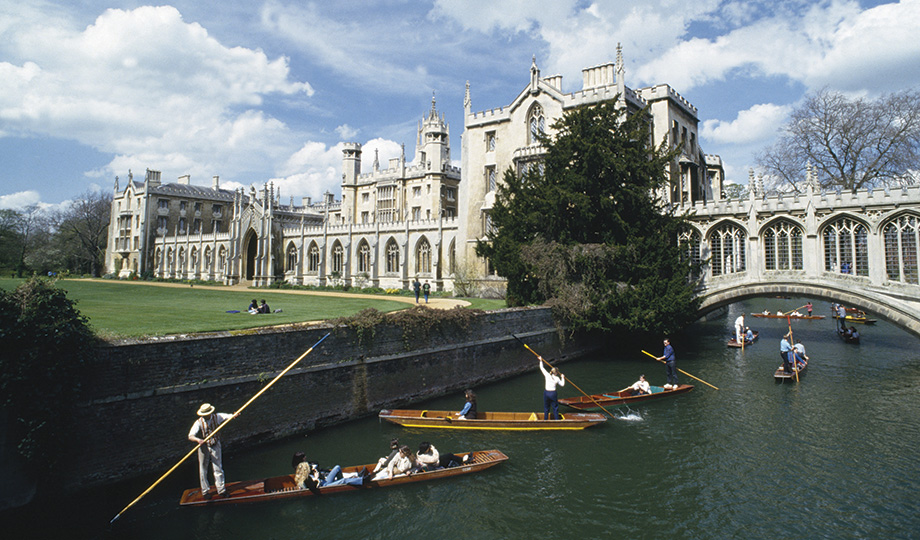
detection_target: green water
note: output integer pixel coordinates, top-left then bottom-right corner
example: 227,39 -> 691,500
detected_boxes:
5,298 -> 920,539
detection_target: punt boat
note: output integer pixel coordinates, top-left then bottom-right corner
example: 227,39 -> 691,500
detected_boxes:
727,331 -> 759,348
179,449 -> 508,506
558,384 -> 694,410
774,361 -> 808,382
377,409 -> 606,430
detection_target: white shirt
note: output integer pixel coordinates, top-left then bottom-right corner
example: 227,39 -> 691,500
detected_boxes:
631,379 -> 650,393
734,315 -> 744,328
539,362 -> 565,391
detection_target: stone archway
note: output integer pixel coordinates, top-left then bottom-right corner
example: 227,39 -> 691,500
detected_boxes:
244,231 -> 258,281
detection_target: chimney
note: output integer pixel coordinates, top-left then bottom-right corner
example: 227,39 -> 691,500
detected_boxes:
178,174 -> 191,185
212,175 -> 220,189
302,197 -> 312,207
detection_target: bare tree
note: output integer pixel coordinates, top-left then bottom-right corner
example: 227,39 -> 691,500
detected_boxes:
52,191 -> 112,277
758,88 -> 920,192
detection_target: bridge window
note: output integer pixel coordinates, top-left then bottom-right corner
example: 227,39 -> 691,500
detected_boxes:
823,218 -> 868,276
883,215 -> 919,284
678,229 -> 702,279
416,238 -> 432,274
709,223 -> 746,276
764,221 -> 803,271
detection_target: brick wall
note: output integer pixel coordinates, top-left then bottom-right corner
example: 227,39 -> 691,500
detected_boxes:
67,307 -> 598,490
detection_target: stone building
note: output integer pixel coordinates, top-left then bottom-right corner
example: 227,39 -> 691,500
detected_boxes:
106,48 -> 721,292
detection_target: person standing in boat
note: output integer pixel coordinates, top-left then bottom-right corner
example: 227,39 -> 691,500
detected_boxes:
657,338 -> 678,389
456,389 -> 477,419
779,333 -> 794,373
630,374 -> 650,395
734,314 -> 745,344
188,403 -> 236,499
837,304 -> 848,332
538,357 -> 565,420
806,302 -> 813,316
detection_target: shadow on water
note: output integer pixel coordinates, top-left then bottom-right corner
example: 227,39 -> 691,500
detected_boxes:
3,297 -> 919,539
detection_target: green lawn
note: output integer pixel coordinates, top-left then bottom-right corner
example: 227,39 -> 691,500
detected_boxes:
0,278 -> 506,338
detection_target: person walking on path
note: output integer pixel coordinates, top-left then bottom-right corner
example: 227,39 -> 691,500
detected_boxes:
188,403 -> 236,498
538,357 -> 565,420
413,278 -> 421,303
657,338 -> 679,389
422,280 -> 431,303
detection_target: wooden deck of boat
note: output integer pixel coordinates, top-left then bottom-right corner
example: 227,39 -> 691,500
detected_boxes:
559,384 -> 694,410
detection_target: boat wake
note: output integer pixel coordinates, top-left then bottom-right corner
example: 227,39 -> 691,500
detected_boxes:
615,407 -> 643,421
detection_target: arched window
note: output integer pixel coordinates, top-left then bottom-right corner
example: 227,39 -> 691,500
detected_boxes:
709,222 -> 746,276
416,238 -> 431,274
528,104 -> 545,145
883,214 -> 919,284
357,241 -> 370,273
764,221 -> 803,270
332,242 -> 344,274
308,243 -> 320,273
823,217 -> 868,276
286,244 -> 298,272
448,239 -> 456,274
679,229 -> 702,279
386,239 -> 400,274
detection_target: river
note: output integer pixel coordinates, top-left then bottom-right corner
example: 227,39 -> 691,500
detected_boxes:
4,297 -> 920,539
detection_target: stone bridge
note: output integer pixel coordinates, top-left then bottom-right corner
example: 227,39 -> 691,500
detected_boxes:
678,184 -> 920,338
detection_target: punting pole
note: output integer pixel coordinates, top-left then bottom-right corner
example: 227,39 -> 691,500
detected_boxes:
511,334 -> 616,418
110,332 -> 331,524
640,349 -> 720,390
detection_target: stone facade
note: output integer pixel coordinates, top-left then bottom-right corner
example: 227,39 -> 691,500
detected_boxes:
105,47 -> 721,291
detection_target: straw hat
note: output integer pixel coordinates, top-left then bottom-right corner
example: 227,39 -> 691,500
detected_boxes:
197,403 -> 215,416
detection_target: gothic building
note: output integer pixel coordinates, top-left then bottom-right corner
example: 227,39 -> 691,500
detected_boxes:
106,48 -> 722,292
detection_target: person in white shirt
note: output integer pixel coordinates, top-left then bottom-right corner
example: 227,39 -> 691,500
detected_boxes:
734,314 -> 745,343
188,403 -> 235,499
538,358 -> 565,420
630,374 -> 650,395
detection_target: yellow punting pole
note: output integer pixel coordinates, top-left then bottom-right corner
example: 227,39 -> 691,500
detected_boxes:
511,334 -> 617,418
786,315 -> 799,383
110,332 -> 331,524
641,349 -> 719,390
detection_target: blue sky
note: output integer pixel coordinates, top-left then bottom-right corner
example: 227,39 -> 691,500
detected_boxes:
1,0 -> 917,211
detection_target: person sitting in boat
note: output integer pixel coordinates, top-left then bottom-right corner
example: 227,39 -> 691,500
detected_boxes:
629,374 -> 651,395
849,327 -> 859,340
292,452 -> 368,489
456,389 -> 477,420
762,309 -> 770,315
776,311 -> 784,316
793,341 -> 809,368
372,438 -> 401,474
791,311 -> 802,317
383,445 -> 420,479
745,327 -> 754,342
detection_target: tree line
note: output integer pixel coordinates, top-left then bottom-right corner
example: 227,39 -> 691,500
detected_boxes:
0,191 -> 111,278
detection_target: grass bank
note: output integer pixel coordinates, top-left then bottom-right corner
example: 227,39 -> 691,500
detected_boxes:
0,278 -> 506,338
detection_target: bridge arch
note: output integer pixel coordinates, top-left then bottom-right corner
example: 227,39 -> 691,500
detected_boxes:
697,280 -> 920,339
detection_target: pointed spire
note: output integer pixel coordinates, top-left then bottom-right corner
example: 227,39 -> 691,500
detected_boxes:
464,81 -> 471,113
429,91 -> 437,120
616,43 -> 624,75
400,143 -> 406,163
373,148 -> 380,171
114,175 -> 119,192
530,55 -> 540,92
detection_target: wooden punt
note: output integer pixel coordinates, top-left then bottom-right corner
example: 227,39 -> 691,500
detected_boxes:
832,314 -> 877,324
558,384 -> 694,410
179,449 -> 508,506
727,330 -> 759,348
377,409 -> 606,430
751,313 -> 825,320
774,361 -> 808,382
837,329 -> 860,344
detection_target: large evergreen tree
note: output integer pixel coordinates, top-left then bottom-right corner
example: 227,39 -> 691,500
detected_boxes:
476,100 -> 702,335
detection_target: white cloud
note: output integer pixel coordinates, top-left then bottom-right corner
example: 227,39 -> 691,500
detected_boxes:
701,102 -> 791,145
336,124 -> 358,140
0,5 -> 313,189
0,190 -> 41,209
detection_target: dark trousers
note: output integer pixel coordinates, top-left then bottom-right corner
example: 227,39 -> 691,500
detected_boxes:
781,351 -> 793,373
665,362 -> 678,386
543,390 -> 559,420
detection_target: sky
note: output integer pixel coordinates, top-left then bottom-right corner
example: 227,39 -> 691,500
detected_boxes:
1,0 -> 918,212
